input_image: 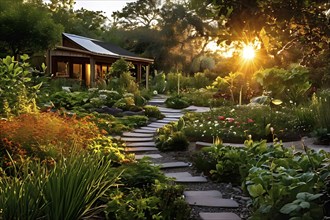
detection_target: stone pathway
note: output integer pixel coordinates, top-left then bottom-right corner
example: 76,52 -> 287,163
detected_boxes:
120,95 -> 242,220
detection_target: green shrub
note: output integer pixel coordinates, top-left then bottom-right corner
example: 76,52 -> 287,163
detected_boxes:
254,64 -> 311,105
99,90 -> 123,107
108,58 -> 134,78
192,149 -> 218,175
0,55 -> 41,116
165,95 -> 190,109
105,181 -> 190,220
193,141 -> 250,185
50,91 -> 92,110
151,72 -> 166,94
47,78 -> 84,92
165,72 -> 192,93
134,93 -> 147,106
87,136 -> 132,164
119,159 -> 166,188
118,115 -> 149,128
191,72 -> 211,89
140,88 -> 153,100
113,96 -> 135,111
156,131 -> 189,152
143,105 -> 163,119
156,120 -> 189,152
88,113 -> 130,135
118,72 -> 139,94
182,88 -> 232,107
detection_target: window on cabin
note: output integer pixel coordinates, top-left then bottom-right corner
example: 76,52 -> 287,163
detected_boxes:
73,64 -> 82,80
56,62 -> 69,77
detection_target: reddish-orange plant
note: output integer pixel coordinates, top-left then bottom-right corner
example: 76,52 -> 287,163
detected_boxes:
0,112 -> 99,158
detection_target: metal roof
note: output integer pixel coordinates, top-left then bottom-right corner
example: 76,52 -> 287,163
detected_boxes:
63,33 -> 118,56
62,33 -> 153,63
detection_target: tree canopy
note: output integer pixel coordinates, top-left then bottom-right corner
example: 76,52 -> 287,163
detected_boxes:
110,0 -> 329,72
0,0 -> 329,77
0,0 -> 62,57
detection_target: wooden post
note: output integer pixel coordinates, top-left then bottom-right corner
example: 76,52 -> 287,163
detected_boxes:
137,64 -> 142,83
146,65 -> 149,90
90,57 -> 95,87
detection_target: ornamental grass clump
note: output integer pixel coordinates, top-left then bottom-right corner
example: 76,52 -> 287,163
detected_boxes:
42,155 -> 120,220
0,155 -> 120,220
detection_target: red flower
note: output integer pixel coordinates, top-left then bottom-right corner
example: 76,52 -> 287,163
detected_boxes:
226,118 -> 235,123
218,116 -> 225,121
247,118 -> 254,123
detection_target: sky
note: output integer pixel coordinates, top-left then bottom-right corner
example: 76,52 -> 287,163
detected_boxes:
44,0 -> 137,19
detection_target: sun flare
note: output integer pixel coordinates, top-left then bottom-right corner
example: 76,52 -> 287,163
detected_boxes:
242,45 -> 255,60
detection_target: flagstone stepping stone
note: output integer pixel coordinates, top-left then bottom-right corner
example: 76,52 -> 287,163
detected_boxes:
133,129 -> 157,133
156,119 -> 176,123
184,105 -> 211,113
158,107 -> 183,113
154,162 -> 190,169
157,118 -> 179,122
165,172 -> 192,178
125,147 -> 158,152
120,137 -> 154,142
195,141 -> 213,149
165,172 -> 208,183
199,212 -> 241,220
162,117 -> 179,121
184,190 -> 222,198
135,154 -> 163,160
148,99 -> 166,104
162,113 -> 183,118
147,123 -> 167,128
122,132 -> 154,137
139,126 -> 159,131
126,142 -> 156,147
150,122 -> 169,126
185,197 -> 239,208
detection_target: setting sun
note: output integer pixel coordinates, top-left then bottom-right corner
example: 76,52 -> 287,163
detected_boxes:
242,45 -> 255,60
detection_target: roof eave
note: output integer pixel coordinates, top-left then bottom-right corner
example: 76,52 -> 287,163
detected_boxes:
53,46 -> 154,64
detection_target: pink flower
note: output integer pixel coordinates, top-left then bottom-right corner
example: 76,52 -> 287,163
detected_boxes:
247,118 -> 254,123
218,116 -> 225,121
226,118 -> 235,123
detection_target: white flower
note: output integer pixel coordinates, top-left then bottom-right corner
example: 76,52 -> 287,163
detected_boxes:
99,94 -> 107,99
88,88 -> 98,92
153,90 -> 158,95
